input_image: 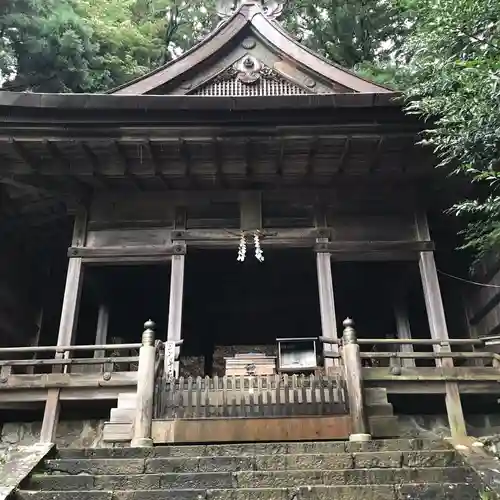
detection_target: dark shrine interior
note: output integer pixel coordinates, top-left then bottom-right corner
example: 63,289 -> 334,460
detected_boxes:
72,251 -> 443,369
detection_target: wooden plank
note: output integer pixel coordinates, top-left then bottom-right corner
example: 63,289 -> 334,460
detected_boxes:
86,228 -> 172,248
416,210 -> 466,438
152,415 -> 352,443
195,376 -> 202,419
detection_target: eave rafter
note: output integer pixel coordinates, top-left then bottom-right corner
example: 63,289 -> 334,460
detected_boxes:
0,130 -> 432,194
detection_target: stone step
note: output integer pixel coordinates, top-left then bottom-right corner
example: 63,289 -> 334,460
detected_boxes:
42,450 -> 460,475
24,467 -> 472,490
55,438 -> 451,460
14,483 -> 480,500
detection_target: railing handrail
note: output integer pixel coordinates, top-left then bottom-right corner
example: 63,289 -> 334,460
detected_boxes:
0,356 -> 140,367
319,336 -> 484,346
0,339 -> 184,356
359,352 -> 493,359
0,343 -> 142,354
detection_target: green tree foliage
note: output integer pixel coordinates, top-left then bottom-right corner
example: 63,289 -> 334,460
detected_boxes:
398,0 -> 500,264
283,0 -> 407,70
1,0 -> 403,92
0,0 -> 217,92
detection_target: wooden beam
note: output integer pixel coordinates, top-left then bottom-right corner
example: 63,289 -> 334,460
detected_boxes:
276,138 -> 285,178
40,207 -> 87,444
415,210 -> 466,438
212,138 -> 225,188
368,137 -> 384,174
337,137 -> 351,175
80,142 -> 110,190
114,140 -> 143,190
240,191 -> 262,231
178,138 -> 191,181
363,366 -> 500,382
0,372 -> 138,389
68,244 -> 185,260
304,137 -> 318,182
146,140 -> 169,188
314,241 -> 434,254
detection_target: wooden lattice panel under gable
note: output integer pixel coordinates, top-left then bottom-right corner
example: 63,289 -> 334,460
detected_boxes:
191,73 -> 308,96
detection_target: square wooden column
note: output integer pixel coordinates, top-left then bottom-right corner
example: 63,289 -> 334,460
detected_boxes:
317,253 -> 340,369
416,211 -> 466,438
315,207 -> 339,370
393,298 -> 416,368
166,209 -> 186,376
94,304 -> 110,361
40,208 -> 87,443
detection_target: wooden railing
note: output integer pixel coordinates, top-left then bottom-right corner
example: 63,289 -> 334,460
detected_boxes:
0,343 -> 143,388
154,373 -> 347,420
321,319 -> 500,440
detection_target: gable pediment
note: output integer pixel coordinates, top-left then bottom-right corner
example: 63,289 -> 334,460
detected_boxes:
111,2 -> 391,96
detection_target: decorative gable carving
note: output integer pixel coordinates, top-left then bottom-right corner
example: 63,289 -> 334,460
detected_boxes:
217,0 -> 284,20
190,55 -> 309,96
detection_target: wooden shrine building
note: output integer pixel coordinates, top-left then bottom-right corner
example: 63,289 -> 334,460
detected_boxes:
0,0 -> 497,446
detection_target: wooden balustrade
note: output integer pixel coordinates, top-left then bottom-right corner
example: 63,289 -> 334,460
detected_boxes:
321,319 -> 500,439
154,373 -> 347,420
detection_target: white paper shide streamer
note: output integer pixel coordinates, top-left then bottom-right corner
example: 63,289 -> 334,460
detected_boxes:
236,231 -> 264,263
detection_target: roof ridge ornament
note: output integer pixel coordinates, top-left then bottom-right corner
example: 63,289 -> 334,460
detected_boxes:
216,0 -> 286,20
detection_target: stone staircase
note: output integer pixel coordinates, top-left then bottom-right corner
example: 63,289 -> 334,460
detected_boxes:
12,438 -> 484,499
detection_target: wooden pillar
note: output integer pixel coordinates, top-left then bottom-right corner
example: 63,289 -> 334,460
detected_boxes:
131,320 -> 156,447
167,208 -> 186,376
416,210 -> 466,438
341,318 -> 370,441
40,208 -> 87,443
94,304 -> 109,362
393,299 -> 416,368
315,207 -> 339,369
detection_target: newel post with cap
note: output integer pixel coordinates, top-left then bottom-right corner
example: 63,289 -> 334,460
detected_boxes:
131,320 -> 156,447
341,318 -> 371,442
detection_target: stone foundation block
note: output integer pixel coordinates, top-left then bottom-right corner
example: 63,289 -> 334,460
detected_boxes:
395,483 -> 479,499
353,451 -> 403,469
93,474 -> 160,490
44,458 -> 145,476
145,458 -> 200,474
25,475 -> 94,491
159,472 -> 235,489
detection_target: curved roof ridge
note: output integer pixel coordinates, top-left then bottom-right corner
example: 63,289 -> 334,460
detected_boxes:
260,12 -> 394,92
109,7 -> 249,95
110,2 -> 391,95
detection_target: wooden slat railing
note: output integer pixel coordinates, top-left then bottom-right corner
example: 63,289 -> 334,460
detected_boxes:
154,373 -> 347,420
